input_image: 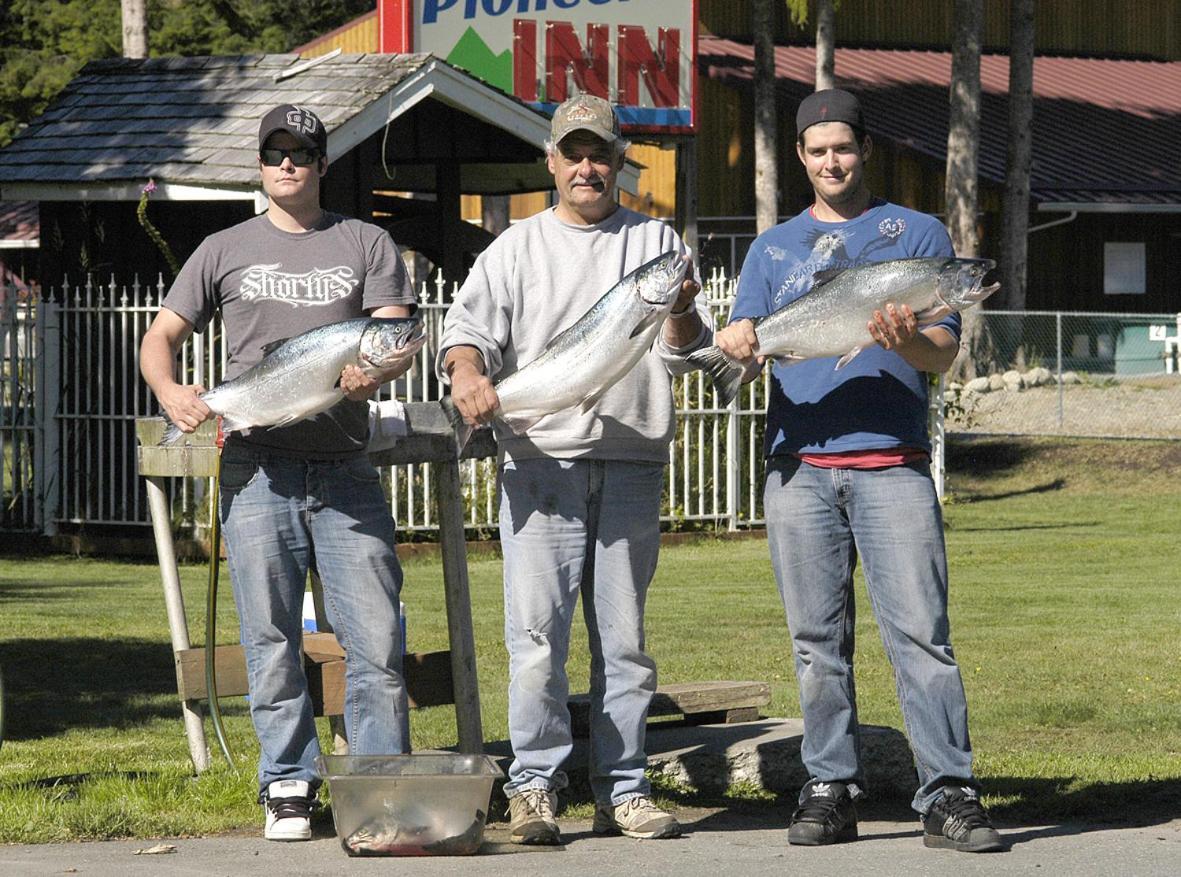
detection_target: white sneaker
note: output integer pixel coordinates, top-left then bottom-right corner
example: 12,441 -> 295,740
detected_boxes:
263,779 -> 314,841
593,795 -> 681,839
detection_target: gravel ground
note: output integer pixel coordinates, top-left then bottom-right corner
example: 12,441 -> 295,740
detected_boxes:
947,376 -> 1181,439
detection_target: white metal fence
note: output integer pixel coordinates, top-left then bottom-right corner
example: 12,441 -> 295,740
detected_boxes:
3,274 -> 1179,539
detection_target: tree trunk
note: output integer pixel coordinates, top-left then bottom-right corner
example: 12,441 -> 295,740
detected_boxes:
753,0 -> 779,234
121,0 -> 148,59
815,0 -> 836,91
946,0 -> 989,379
1001,0 -> 1036,312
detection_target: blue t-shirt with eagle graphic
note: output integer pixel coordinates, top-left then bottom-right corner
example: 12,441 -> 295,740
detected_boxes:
731,198 -> 959,458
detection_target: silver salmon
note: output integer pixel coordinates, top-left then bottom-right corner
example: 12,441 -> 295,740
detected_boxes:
445,251 -> 689,451
687,257 -> 998,405
160,316 -> 425,445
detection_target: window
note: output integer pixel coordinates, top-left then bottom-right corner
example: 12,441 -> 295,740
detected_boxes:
1104,242 -> 1146,295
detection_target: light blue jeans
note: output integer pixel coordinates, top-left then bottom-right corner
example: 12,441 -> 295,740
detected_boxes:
219,444 -> 409,797
763,457 -> 976,814
498,458 -> 662,806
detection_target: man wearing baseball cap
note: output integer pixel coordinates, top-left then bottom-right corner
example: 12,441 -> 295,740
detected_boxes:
438,92 -> 708,845
141,103 -> 418,841
715,88 -> 1006,853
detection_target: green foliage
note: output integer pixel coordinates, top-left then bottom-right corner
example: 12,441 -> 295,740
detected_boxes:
0,0 -> 374,148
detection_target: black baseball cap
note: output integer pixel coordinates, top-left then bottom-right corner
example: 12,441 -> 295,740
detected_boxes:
796,88 -> 865,137
258,104 -> 328,155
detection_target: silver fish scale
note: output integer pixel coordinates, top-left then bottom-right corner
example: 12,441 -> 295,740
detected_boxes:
493,252 -> 687,422
756,257 -> 976,360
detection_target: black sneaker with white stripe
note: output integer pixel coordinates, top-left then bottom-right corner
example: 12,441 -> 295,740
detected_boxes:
922,785 -> 1004,852
263,779 -> 316,841
787,780 -> 858,845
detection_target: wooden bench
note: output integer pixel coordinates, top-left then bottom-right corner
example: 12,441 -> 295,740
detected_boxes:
568,680 -> 771,737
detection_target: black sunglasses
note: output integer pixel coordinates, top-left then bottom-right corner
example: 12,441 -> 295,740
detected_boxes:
260,147 -> 320,167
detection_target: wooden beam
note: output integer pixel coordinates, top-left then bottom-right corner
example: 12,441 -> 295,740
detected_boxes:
568,681 -> 771,737
175,641 -> 456,713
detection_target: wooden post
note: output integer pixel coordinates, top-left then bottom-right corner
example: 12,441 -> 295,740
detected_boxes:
435,458 -> 484,753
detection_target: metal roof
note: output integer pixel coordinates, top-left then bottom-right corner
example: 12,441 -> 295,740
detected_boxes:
699,37 -> 1181,211
0,52 -> 629,202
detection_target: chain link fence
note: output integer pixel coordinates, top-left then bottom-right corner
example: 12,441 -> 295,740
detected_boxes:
946,311 -> 1181,439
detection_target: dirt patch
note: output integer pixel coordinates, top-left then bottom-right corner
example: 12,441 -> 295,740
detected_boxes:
947,378 -> 1181,440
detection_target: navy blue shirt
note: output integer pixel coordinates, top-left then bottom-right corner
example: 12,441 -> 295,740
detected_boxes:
731,199 -> 959,457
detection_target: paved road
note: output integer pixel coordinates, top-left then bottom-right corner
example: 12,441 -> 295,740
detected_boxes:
2,808 -> 1177,876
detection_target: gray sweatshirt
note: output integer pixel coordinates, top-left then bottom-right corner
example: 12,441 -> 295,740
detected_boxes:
437,206 -> 710,464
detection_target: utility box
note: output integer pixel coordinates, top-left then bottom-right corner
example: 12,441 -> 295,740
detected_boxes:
1114,323 -> 1166,376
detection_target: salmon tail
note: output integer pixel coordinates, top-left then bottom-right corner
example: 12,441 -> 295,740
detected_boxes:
685,345 -> 746,407
159,415 -> 183,446
440,395 -> 474,457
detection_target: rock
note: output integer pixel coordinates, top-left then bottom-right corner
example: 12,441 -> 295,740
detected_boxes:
1002,369 -> 1025,391
1060,371 -> 1082,385
988,374 -> 1006,392
965,377 -> 991,393
1031,366 -> 1053,385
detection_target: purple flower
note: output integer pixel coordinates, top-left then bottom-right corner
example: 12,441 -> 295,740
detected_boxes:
143,179 -> 157,195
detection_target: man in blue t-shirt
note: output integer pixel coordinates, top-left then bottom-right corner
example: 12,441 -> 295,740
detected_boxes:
715,89 -> 1004,854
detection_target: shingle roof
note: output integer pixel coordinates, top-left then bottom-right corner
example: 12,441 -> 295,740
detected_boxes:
699,37 -> 1181,209
0,53 -> 432,189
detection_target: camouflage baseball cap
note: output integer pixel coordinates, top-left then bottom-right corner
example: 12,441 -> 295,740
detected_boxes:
550,93 -> 621,146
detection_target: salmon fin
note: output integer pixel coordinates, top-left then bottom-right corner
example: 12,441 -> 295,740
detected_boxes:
913,304 -> 952,324
440,396 -> 474,456
834,346 -> 866,369
810,268 -> 847,288
159,416 -> 183,446
259,337 -> 290,357
500,412 -> 544,435
578,384 -> 611,414
219,414 -> 252,435
628,310 -> 663,339
771,353 -> 806,366
684,345 -> 746,407
269,412 -> 303,428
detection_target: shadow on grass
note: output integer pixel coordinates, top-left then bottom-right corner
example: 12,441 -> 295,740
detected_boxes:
950,478 -> 1068,504
946,438 -> 1039,475
0,637 -> 212,740
986,776 -> 1181,834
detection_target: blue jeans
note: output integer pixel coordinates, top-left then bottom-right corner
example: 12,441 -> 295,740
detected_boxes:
763,457 -> 976,814
498,458 -> 662,806
219,444 -> 409,796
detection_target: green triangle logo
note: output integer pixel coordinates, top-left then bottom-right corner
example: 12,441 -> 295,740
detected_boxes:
445,26 -> 513,94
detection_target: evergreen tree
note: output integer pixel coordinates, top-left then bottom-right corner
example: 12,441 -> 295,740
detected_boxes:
0,0 -> 374,147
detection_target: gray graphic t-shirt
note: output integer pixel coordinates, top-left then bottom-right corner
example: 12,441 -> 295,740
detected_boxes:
162,211 -> 415,457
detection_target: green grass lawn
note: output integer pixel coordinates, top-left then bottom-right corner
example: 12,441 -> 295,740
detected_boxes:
0,437 -> 1178,841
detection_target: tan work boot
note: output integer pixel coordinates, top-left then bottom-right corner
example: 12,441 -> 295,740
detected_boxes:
508,788 -> 561,845
593,795 -> 682,839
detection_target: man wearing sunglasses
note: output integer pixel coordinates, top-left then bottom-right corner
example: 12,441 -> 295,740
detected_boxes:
141,104 -> 417,842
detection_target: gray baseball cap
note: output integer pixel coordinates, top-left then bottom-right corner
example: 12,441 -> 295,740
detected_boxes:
550,94 -> 621,146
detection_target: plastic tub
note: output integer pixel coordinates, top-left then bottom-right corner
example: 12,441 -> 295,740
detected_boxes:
316,753 -> 502,856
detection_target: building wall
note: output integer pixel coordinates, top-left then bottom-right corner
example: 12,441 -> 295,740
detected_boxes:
701,0 -> 1179,61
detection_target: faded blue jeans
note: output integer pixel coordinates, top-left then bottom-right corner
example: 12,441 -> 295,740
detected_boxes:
763,456 -> 976,814
219,443 -> 409,797
498,458 -> 662,806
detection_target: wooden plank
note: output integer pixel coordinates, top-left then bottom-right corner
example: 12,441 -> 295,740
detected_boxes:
175,642 -> 454,712
568,681 -> 771,737
310,650 -> 455,715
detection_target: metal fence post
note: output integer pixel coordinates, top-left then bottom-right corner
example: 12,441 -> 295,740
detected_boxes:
930,375 -> 945,501
1056,311 -> 1064,428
